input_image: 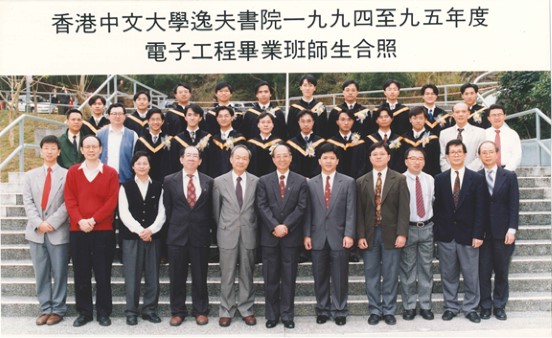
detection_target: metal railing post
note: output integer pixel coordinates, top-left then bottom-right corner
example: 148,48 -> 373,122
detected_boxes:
19,119 -> 25,171
114,75 -> 118,103
536,115 -> 541,140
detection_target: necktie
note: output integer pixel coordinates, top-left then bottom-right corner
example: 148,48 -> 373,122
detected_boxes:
152,135 -> 158,143
72,135 -> 78,158
415,176 -> 425,218
41,167 -> 52,210
279,175 -> 286,200
190,131 -> 196,143
390,104 -> 396,110
456,128 -> 464,141
187,174 -> 196,208
343,135 -> 348,142
304,136 -> 309,143
495,130 -> 502,166
375,172 -> 382,225
349,104 -> 353,110
453,170 -> 460,208
324,175 -> 331,209
487,170 -> 494,195
236,176 -> 243,209
428,109 -> 433,121
383,134 -> 388,143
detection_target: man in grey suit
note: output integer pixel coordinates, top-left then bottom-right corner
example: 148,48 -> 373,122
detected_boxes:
304,143 -> 356,326
22,135 -> 69,326
213,144 -> 259,327
256,144 -> 308,329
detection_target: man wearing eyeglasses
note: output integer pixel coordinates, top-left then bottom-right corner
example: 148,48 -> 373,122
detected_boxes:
484,104 -> 522,171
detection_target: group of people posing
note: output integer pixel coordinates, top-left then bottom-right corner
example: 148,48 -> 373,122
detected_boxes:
23,76 -> 521,330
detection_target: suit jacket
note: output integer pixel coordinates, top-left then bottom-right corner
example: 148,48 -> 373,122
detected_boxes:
163,171 -> 213,247
433,168 -> 487,245
256,171 -> 308,247
22,164 -> 69,245
213,171 -> 259,250
304,172 -> 356,251
479,167 -> 519,240
356,169 -> 410,249
439,124 -> 486,172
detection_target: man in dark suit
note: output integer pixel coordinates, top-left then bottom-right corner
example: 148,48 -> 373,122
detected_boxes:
256,144 -> 308,329
304,143 -> 356,326
356,141 -> 410,326
477,141 -> 519,321
163,146 -> 213,327
434,139 -> 486,323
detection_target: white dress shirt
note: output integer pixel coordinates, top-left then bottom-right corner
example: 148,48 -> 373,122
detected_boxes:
277,170 -> 289,187
404,170 -> 435,222
323,171 -> 336,193
182,170 -> 202,200
78,161 -> 103,182
377,129 -> 391,140
68,130 -> 80,148
449,166 -> 466,191
485,124 -> 522,171
220,128 -> 234,141
232,171 -> 247,200
439,123 -> 486,172
372,167 -> 388,192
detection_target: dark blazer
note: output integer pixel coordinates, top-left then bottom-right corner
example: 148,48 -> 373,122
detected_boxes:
433,168 -> 487,245
479,167 -> 519,240
256,171 -> 308,247
163,171 -> 213,247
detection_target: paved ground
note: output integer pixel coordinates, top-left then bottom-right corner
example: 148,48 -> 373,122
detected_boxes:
1,312 -> 551,337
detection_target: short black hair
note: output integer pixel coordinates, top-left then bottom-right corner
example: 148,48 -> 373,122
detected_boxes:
487,103 -> 506,114
421,84 -> 439,96
255,80 -> 273,94
40,135 -> 60,149
297,110 -> 315,121
80,134 -> 102,148
336,109 -> 354,120
404,146 -> 427,160
299,74 -> 317,86
66,108 -> 83,118
131,151 -> 151,167
107,102 -> 126,115
173,82 -> 192,94
185,103 -> 204,117
179,145 -> 203,159
215,81 -> 233,93
317,143 -> 339,159
215,105 -> 235,117
258,112 -> 275,123
146,107 -> 164,120
342,80 -> 359,91
369,141 -> 391,156
383,79 -> 400,91
445,139 -> 467,154
460,83 -> 479,94
373,107 -> 393,120
133,90 -> 151,102
89,95 -> 106,106
408,106 -> 428,119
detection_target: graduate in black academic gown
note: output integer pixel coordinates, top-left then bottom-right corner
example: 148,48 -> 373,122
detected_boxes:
286,74 -> 328,138
242,80 -> 287,140
247,113 -> 283,177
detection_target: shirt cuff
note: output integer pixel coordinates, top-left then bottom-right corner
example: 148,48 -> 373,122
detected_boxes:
507,228 -> 516,235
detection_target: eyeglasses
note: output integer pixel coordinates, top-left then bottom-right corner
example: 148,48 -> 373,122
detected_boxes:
109,112 -> 125,116
407,157 -> 425,161
448,151 -> 465,156
489,113 -> 505,118
82,145 -> 100,150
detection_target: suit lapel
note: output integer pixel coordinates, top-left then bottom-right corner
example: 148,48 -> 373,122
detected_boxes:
270,173 -> 284,207
224,172 -> 239,210
175,171 -> 188,205
327,173 -> 343,213
444,171 -> 456,209
457,170 -> 473,209
492,168 -> 506,197
313,175 -> 326,209
244,173 -> 256,206
381,171 -> 395,203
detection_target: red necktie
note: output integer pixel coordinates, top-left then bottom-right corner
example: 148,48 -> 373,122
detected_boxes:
187,174 -> 196,208
383,134 -> 388,143
324,175 -> 331,209
279,175 -> 286,200
415,176 -> 426,218
41,167 -> 52,210
453,171 -> 460,208
495,129 -> 502,166
375,172 -> 382,225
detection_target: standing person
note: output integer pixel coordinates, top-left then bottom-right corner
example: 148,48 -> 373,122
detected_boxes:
82,95 -> 110,135
328,80 -> 374,138
287,110 -> 325,179
205,81 -> 242,135
118,152 -> 166,326
256,144 -> 308,329
22,135 -> 69,326
420,84 -> 449,136
64,135 -> 119,327
124,91 -> 151,135
365,107 -> 405,173
304,143 -> 356,326
164,82 -> 193,135
401,107 -> 441,177
247,112 -> 283,177
484,104 -> 522,171
373,80 -> 410,136
356,142 -> 409,326
207,106 -> 246,178
58,109 -> 85,169
461,83 -> 490,129
164,146 -> 214,326
286,74 -> 328,138
477,141 -> 519,321
213,145 -> 259,327
242,80 -> 287,140
400,147 -> 435,321
434,139 -> 486,323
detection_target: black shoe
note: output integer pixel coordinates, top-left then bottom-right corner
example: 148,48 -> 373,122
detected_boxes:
383,315 -> 396,325
493,308 -> 507,321
466,312 -> 481,323
97,316 -> 111,327
335,316 -> 346,326
442,310 -> 456,321
298,254 -> 310,263
316,315 -> 329,324
126,315 -> 138,326
348,254 -> 360,262
402,309 -> 416,320
265,320 -> 278,328
368,314 -> 381,325
480,308 -> 492,320
420,309 -> 434,320
73,315 -> 93,327
142,313 -> 162,323
283,320 -> 295,328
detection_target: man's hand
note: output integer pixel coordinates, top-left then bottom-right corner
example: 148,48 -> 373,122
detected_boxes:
304,237 -> 312,250
37,221 -> 54,234
343,236 -> 354,249
395,235 -> 406,248
139,228 -> 153,242
78,219 -> 93,233
272,224 -> 289,238
472,238 -> 483,248
504,233 -> 516,245
358,238 -> 368,250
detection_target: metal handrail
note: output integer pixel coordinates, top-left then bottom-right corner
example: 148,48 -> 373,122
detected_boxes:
505,108 -> 551,158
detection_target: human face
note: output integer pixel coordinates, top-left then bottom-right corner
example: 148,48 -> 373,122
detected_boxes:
447,144 -> 466,169
180,147 -> 202,172
90,98 -> 105,116
80,137 -> 102,161
175,86 -> 191,105
133,156 -> 150,178
257,115 -> 274,136
185,109 -> 202,129
40,142 -> 60,166
422,88 -> 437,106
369,146 -> 390,171
376,111 -> 392,129
272,146 -> 292,173
318,152 -> 339,174
299,80 -> 316,99
66,112 -> 83,134
452,103 -> 469,127
147,113 -> 163,133
342,83 -> 358,104
215,87 -> 232,104
462,87 -> 477,106
384,83 -> 399,102
256,85 -> 271,105
405,150 -> 425,175
298,114 -> 314,134
479,142 -> 498,168
108,107 -> 126,127
230,147 -> 250,175
216,109 -> 233,129
134,93 -> 150,112
488,108 -> 506,129
336,113 -> 353,133
409,113 -> 426,132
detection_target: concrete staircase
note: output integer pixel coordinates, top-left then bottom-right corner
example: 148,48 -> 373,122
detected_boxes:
1,169 -> 551,316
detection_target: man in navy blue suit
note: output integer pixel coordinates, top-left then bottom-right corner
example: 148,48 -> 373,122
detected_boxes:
433,139 -> 487,323
477,141 -> 519,321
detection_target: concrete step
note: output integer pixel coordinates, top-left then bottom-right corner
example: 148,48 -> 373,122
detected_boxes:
517,177 -> 551,188
519,212 -> 551,225
0,183 -> 23,193
519,187 -> 551,199
0,193 -> 23,205
2,292 -> 551,317
516,167 -> 551,177
7,172 -> 25,184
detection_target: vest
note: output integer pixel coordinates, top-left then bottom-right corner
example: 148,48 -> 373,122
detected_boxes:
97,127 -> 135,183
119,180 -> 163,240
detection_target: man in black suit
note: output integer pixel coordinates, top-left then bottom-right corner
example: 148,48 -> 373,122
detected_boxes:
256,144 -> 308,329
477,141 -> 519,321
434,139 -> 486,323
163,146 -> 213,327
